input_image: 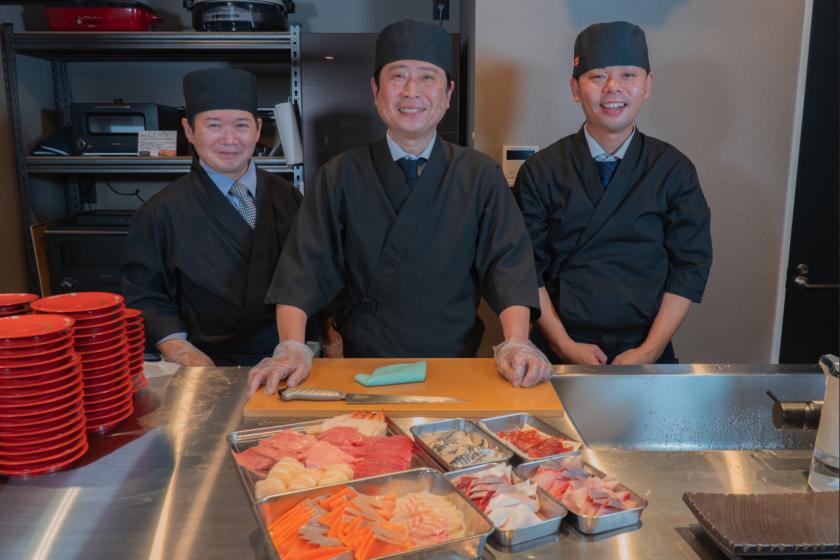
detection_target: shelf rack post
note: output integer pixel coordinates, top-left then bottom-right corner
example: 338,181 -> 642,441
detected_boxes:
51,59 -> 81,214
290,23 -> 304,190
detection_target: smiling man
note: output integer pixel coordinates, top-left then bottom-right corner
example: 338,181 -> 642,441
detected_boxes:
514,21 -> 713,365
121,68 -> 302,367
248,19 -> 551,394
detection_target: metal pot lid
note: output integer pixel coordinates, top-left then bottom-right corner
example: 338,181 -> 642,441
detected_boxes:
192,0 -> 289,6
819,354 -> 839,378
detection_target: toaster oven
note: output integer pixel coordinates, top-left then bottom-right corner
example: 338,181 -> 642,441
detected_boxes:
71,102 -> 180,155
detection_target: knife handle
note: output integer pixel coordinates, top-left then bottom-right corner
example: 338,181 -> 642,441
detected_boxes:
280,387 -> 345,401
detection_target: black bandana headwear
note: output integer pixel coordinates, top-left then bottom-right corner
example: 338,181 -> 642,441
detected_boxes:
374,19 -> 452,78
573,21 -> 650,78
183,68 -> 258,119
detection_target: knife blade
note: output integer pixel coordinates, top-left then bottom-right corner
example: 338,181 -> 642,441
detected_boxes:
280,386 -> 465,404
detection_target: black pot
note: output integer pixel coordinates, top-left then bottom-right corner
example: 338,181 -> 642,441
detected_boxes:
184,0 -> 294,32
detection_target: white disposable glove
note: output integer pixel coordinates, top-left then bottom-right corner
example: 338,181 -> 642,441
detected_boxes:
493,340 -> 552,388
157,339 -> 214,367
247,340 -> 314,396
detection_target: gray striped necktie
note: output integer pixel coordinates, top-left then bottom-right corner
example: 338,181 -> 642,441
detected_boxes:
230,182 -> 256,229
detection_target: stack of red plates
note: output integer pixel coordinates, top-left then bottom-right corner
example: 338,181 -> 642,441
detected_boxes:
123,308 -> 147,392
0,293 -> 39,318
31,293 -> 134,433
0,314 -> 88,477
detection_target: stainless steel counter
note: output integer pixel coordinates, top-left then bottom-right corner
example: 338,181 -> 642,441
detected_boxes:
0,366 -> 822,560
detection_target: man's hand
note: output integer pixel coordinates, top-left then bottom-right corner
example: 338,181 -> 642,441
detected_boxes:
552,339 -> 607,365
612,346 -> 658,365
247,340 -> 314,396
493,340 -> 552,388
157,339 -> 214,367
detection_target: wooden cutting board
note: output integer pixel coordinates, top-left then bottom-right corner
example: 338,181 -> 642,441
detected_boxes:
244,358 -> 563,418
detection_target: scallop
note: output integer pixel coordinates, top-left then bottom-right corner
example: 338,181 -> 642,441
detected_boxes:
255,478 -> 287,499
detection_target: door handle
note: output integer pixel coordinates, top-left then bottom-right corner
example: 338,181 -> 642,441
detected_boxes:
793,263 -> 840,290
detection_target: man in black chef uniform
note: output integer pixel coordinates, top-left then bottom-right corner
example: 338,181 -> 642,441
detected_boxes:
248,19 -> 551,394
121,68 -> 302,367
514,21 -> 713,365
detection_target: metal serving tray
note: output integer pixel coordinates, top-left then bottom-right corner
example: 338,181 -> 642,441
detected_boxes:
515,457 -> 648,535
478,412 -> 581,462
256,467 -> 494,560
444,462 -> 567,547
228,415 -> 441,503
410,418 -> 514,472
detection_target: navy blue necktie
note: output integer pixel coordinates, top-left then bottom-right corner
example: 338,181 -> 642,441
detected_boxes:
595,159 -> 619,188
396,157 -> 427,186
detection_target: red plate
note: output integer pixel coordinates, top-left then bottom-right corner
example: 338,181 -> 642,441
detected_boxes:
84,390 -> 133,415
0,409 -> 84,439
75,334 -> 127,353
73,322 -> 125,340
0,354 -> 81,381
0,403 -> 83,433
126,341 -> 145,354
73,316 -> 125,335
83,376 -> 132,400
0,433 -> 87,470
0,369 -> 82,397
71,308 -> 125,327
125,330 -> 144,342
0,379 -> 83,409
30,292 -> 124,314
0,385 -> 83,419
122,308 -> 143,320
0,411 -> 85,449
0,337 -> 74,360
0,315 -> 74,342
0,304 -> 29,316
59,303 -> 124,319
51,303 -> 125,319
0,368 -> 82,396
81,347 -> 128,367
82,369 -> 131,391
0,346 -> 75,368
0,437 -> 88,477
0,293 -> 39,308
77,341 -> 128,361
0,352 -> 75,375
86,400 -> 133,430
0,363 -> 81,391
128,356 -> 144,368
73,328 -> 123,347
82,355 -> 129,377
83,372 -> 129,392
132,377 -> 148,392
0,428 -> 86,464
0,423 -> 86,456
0,332 -> 73,354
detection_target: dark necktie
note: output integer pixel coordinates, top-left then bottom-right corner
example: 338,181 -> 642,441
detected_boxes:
230,182 -> 257,229
396,157 -> 427,187
595,159 -> 619,188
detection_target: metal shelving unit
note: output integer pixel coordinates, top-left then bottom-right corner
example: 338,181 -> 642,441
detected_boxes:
0,25 -> 302,292
26,156 -> 292,174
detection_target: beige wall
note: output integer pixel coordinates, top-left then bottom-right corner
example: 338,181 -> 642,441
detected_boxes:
472,0 -> 806,362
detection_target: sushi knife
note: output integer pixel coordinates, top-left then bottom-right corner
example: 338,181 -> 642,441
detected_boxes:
280,386 -> 465,404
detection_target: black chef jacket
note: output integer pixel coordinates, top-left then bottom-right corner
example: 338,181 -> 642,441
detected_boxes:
266,136 -> 539,358
514,127 -> 712,357
121,159 -> 302,365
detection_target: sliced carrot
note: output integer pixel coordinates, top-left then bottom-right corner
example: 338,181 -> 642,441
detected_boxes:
338,516 -> 364,544
319,501 -> 348,527
294,546 -> 351,560
354,530 -> 377,560
320,486 -> 355,510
